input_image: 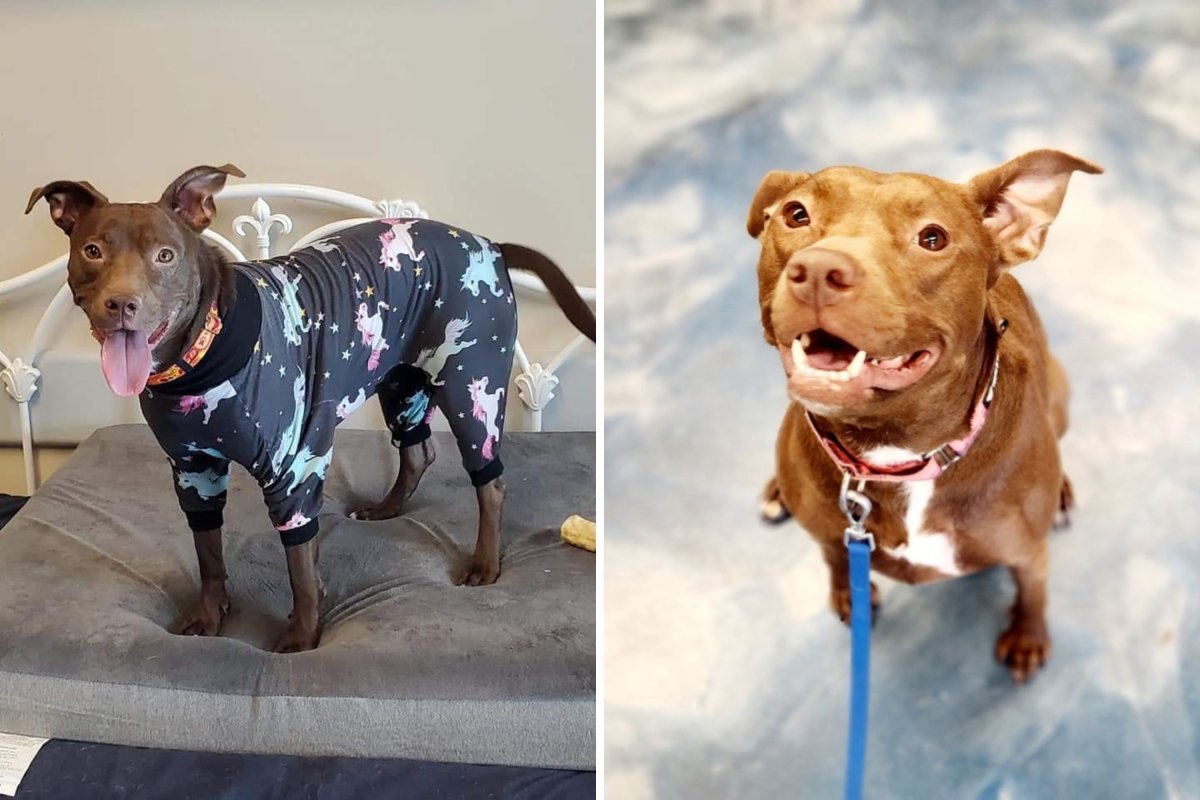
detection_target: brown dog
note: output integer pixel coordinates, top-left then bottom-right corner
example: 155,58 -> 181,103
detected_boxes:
749,150 -> 1100,683
26,165 -> 595,652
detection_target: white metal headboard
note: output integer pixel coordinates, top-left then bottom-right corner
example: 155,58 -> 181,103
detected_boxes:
0,183 -> 596,494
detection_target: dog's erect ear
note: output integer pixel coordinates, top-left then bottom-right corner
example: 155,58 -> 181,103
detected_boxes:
158,164 -> 246,232
24,181 -> 109,235
747,171 -> 808,239
969,150 -> 1102,270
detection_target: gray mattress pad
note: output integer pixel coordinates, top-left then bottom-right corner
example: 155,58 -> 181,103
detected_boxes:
0,425 -> 595,769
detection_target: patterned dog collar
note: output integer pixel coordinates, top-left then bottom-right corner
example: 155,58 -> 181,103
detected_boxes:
147,302 -> 223,386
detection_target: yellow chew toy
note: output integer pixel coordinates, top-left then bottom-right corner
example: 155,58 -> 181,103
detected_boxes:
560,515 -> 596,552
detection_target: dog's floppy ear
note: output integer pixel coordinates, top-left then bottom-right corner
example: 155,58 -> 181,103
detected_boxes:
747,171 -> 808,239
159,164 -> 246,232
24,180 -> 109,235
968,150 -> 1102,271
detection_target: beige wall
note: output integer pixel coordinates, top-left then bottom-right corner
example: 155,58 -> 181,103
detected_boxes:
0,448 -> 70,495
0,0 -> 596,487
0,0 -> 594,278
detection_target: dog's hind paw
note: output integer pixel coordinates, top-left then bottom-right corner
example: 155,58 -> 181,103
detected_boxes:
1053,475 -> 1075,531
759,477 -> 791,525
760,498 -> 791,524
349,503 -> 404,521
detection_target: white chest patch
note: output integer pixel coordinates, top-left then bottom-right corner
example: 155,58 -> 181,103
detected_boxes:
862,447 -> 962,576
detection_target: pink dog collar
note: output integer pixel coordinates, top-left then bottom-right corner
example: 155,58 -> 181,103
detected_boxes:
806,332 -> 1002,483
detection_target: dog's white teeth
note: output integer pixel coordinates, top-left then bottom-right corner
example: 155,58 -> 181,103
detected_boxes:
791,338 -> 807,367
878,355 -> 906,369
799,333 -> 811,351
847,350 -> 867,378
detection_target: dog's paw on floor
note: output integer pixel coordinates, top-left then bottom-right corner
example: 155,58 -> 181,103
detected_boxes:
831,583 -> 880,626
273,619 -> 321,653
759,498 -> 791,524
457,560 -> 501,587
176,595 -> 230,637
1053,475 -> 1075,531
759,476 -> 791,524
995,619 -> 1051,684
349,504 -> 405,522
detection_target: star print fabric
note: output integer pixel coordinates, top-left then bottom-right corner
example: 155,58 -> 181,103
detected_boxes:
140,219 -> 518,546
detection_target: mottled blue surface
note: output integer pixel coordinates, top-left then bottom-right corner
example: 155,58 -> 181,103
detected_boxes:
604,2 -> 1200,797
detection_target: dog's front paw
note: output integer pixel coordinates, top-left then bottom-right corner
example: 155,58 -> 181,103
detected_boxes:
273,618 -> 320,653
995,619 -> 1051,684
176,590 -> 230,637
831,583 -> 880,626
457,558 -> 500,587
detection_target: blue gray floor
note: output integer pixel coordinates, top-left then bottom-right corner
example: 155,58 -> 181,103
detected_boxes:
604,2 -> 1200,797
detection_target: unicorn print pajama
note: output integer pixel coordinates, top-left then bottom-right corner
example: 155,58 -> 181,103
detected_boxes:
140,219 -> 517,546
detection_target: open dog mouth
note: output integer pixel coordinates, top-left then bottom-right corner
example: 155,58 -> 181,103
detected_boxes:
91,316 -> 172,346
779,328 -> 939,398
93,310 -> 178,397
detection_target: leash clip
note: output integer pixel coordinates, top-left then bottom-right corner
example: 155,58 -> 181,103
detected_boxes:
839,472 -> 875,552
928,443 -> 963,469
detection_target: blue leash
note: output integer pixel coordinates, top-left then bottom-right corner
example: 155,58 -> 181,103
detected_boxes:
840,475 -> 875,800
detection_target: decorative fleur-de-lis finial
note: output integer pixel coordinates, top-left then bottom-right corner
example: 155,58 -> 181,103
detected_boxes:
376,199 -> 429,221
1,358 -> 40,404
515,363 -> 559,412
233,197 -> 293,259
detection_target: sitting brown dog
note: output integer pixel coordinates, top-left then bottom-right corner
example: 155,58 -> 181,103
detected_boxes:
749,150 -> 1101,683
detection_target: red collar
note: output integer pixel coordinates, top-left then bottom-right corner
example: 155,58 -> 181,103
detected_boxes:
806,331 -> 1003,483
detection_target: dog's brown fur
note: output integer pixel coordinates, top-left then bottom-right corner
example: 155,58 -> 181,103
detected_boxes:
28,165 -> 596,653
749,150 -> 1100,683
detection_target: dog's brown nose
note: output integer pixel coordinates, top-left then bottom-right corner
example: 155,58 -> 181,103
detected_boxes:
786,247 -> 860,307
102,294 -> 141,323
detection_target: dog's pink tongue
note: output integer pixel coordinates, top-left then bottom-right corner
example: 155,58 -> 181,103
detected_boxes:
100,330 -> 152,397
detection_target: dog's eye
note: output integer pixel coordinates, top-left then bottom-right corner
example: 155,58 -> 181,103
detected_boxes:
918,225 -> 949,251
83,244 -> 102,259
783,202 -> 810,228
156,248 -> 175,264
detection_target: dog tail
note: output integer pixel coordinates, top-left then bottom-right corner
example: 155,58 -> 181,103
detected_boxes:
498,243 -> 595,342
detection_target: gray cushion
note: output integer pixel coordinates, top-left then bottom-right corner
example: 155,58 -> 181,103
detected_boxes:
0,425 -> 595,769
